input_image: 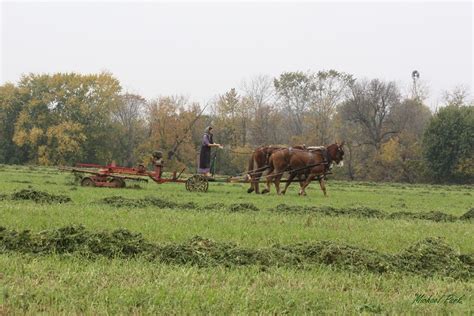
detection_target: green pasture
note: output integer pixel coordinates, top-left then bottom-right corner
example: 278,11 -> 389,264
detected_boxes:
0,165 -> 472,314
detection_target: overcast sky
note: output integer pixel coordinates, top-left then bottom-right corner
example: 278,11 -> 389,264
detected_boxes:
1,1 -> 472,108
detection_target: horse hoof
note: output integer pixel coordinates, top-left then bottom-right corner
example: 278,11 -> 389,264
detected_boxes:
247,188 -> 254,194
261,189 -> 269,194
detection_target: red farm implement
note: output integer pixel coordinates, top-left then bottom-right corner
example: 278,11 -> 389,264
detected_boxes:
61,161 -> 209,192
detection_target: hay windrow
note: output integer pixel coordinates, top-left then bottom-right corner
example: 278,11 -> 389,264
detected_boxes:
228,203 -> 260,212
274,204 -> 384,218
100,196 -> 197,210
388,211 -> 458,222
0,225 -> 472,280
273,203 -> 472,223
459,208 -> 474,221
98,197 -> 472,223
10,189 -> 71,204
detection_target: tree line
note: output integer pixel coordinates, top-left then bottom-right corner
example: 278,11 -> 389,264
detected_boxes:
0,71 -> 472,183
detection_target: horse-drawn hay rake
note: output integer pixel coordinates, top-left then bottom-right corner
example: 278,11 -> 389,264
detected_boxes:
61,144 -> 341,194
61,162 -> 210,192
61,160 -> 329,193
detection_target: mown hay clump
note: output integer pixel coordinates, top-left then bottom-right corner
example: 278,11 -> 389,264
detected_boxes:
80,228 -> 152,258
0,225 -> 151,258
11,189 -> 71,204
274,204 -> 305,212
319,206 -> 384,218
228,203 -> 259,212
388,211 -> 457,222
460,208 -> 474,221
179,201 -> 199,209
146,236 -> 296,267
278,241 -> 393,273
100,196 -> 196,209
396,237 -> 471,279
101,196 -> 150,208
274,204 -> 384,218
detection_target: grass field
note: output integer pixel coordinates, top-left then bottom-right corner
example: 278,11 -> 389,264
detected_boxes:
0,164 -> 472,314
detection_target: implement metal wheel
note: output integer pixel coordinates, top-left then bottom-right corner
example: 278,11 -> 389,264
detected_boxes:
185,175 -> 209,192
110,178 -> 126,188
81,177 -> 96,187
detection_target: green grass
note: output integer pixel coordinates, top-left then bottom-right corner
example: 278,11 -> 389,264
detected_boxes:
0,165 -> 473,314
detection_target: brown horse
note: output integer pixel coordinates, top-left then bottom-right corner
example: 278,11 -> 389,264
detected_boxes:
246,145 -> 307,194
246,146 -> 284,194
262,142 -> 344,196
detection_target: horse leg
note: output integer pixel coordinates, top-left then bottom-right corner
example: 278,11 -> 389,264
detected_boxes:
297,174 -> 305,192
299,174 -> 316,196
319,177 -> 327,197
261,168 -> 273,194
247,175 -> 255,194
253,171 -> 262,194
247,157 -> 255,194
281,172 -> 296,195
275,173 -> 284,195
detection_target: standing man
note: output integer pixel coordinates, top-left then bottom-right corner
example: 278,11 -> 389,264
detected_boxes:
152,150 -> 164,177
198,126 -> 223,177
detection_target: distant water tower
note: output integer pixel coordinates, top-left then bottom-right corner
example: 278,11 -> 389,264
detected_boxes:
411,70 -> 420,100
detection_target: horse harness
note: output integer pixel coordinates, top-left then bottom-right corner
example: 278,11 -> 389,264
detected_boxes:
287,146 -> 332,173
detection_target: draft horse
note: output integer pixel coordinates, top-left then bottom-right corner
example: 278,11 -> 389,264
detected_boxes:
262,142 -> 344,196
246,145 -> 306,194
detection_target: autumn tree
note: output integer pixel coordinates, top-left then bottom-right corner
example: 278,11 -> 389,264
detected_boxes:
12,72 -> 121,164
376,99 -> 433,182
0,83 -> 26,164
43,121 -> 87,165
423,105 -> 473,183
145,96 -> 203,171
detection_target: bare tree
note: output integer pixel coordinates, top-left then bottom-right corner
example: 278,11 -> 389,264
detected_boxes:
390,99 -> 432,140
111,93 -> 147,166
240,74 -> 275,107
240,75 -> 278,145
341,79 -> 401,150
443,85 -> 472,107
274,71 -> 315,136
309,70 -> 354,144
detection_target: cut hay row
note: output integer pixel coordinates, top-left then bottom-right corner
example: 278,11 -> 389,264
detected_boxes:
0,225 -> 472,280
101,196 -> 474,222
2,189 -> 473,222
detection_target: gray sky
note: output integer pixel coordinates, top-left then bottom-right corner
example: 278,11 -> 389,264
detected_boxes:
1,1 -> 472,108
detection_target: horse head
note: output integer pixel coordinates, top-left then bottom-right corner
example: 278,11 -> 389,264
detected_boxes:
326,141 -> 345,167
